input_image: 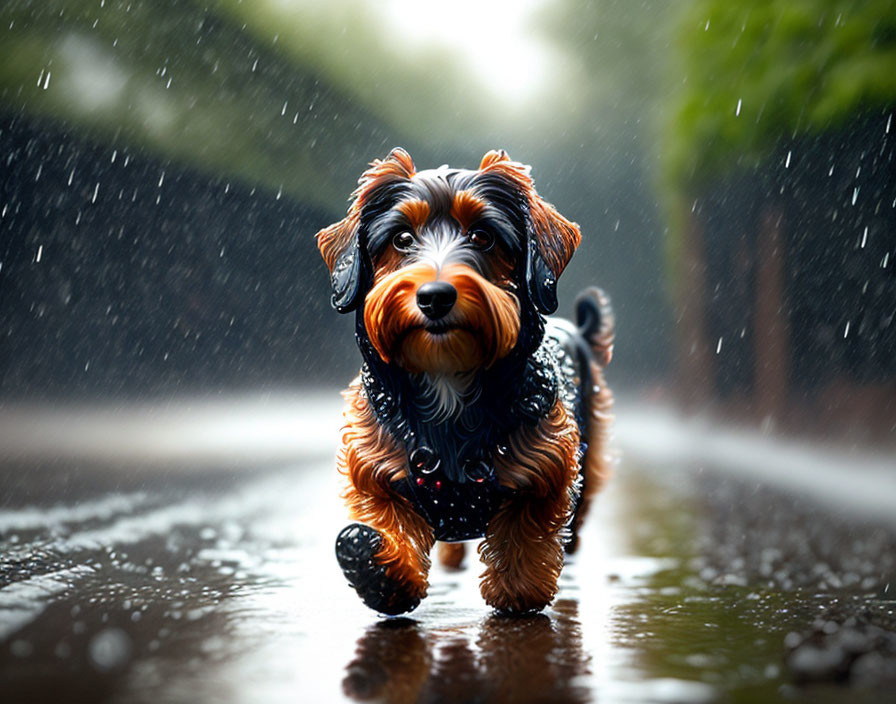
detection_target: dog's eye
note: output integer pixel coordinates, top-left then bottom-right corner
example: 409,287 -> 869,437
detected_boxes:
392,231 -> 415,253
468,229 -> 494,250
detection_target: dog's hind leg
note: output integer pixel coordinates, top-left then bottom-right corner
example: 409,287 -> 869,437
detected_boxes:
436,541 -> 466,570
565,288 -> 615,555
565,361 -> 614,554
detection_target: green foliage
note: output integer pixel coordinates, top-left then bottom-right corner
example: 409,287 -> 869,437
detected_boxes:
664,0 -> 896,191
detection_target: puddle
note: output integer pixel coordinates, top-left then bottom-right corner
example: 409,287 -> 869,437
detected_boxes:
1,454 -> 894,702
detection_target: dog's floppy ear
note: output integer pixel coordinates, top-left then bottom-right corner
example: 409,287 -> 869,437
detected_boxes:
478,150 -> 580,314
316,148 -> 416,312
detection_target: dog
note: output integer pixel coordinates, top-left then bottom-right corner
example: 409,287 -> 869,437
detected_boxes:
317,148 -> 613,615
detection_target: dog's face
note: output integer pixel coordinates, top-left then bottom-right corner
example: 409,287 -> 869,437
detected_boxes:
316,149 -> 580,376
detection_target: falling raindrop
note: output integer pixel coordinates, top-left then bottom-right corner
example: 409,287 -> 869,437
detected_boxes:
88,628 -> 133,672
10,640 -> 33,658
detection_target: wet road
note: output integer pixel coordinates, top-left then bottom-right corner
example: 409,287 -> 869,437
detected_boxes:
1,396 -> 895,703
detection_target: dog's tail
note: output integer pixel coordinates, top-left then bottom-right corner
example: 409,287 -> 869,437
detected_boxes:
574,287 -> 614,369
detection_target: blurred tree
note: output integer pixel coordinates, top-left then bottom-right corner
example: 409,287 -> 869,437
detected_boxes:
0,0 -> 682,396
665,0 -> 896,188
662,0 -> 896,437
0,0 -> 450,210
531,0 -> 677,385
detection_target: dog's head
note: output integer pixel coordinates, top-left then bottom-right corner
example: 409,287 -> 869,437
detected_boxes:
316,148 -> 580,375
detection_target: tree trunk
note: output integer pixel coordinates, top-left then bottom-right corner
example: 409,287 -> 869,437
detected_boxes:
676,207 -> 713,406
754,207 -> 790,422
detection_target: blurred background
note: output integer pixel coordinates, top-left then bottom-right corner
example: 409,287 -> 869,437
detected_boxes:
3,3 -> 896,701
1,0 -> 894,440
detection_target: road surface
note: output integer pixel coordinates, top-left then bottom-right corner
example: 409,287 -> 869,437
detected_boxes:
1,395 -> 894,702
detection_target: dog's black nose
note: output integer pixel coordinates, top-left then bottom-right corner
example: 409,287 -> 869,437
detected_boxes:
416,281 -> 457,320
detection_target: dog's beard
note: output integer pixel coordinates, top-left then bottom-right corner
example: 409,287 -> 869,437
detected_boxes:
364,262 -> 520,375
399,328 -> 482,375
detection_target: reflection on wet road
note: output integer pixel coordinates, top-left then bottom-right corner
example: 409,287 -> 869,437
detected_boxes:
1,397 -> 895,702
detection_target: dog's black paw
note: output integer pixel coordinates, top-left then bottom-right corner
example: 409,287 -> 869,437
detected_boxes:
335,523 -> 421,615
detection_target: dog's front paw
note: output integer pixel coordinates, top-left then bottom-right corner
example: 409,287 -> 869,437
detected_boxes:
335,523 -> 422,615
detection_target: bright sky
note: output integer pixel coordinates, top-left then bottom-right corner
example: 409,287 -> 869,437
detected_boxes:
377,0 -> 553,105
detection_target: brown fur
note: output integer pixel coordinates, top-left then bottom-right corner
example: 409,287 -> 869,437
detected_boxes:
373,246 -> 407,278
567,363 -> 614,551
397,198 -> 430,231
567,291 -> 615,552
339,379 -> 434,598
363,262 -> 520,374
450,190 -> 488,230
437,542 -> 467,570
479,399 -> 581,612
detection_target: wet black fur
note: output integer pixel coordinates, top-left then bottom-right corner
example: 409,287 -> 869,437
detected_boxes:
350,168 -> 550,485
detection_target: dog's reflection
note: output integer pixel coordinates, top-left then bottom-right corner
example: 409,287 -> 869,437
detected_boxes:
342,599 -> 589,704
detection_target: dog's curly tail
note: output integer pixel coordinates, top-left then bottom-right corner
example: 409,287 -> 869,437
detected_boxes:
575,287 -> 614,369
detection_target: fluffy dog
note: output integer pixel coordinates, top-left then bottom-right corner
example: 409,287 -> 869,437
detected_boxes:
317,148 -> 613,615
